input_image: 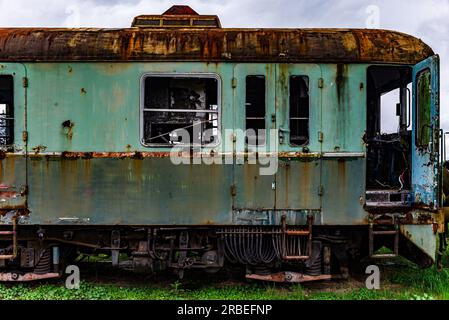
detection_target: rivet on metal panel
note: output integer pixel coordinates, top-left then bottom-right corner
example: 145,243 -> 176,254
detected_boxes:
318,185 -> 324,197
230,184 -> 237,197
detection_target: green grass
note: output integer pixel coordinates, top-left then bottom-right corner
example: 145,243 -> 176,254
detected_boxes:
1,256 -> 449,300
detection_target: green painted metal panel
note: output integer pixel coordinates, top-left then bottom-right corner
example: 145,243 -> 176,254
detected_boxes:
275,63 -> 322,211
233,163 -> 275,210
275,63 -> 322,153
276,159 -> 321,210
321,157 -> 366,225
25,62 -> 235,153
27,157 -> 233,225
320,64 -> 367,153
0,61 -> 376,226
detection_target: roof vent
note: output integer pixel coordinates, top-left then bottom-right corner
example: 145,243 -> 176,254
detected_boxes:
131,5 -> 221,29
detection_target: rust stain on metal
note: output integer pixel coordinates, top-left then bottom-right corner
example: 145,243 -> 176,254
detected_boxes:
278,152 -> 320,159
246,272 -> 332,283
0,28 -> 433,64
0,272 -> 60,282
57,151 -> 172,159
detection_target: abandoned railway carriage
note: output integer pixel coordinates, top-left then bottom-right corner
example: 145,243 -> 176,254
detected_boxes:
0,6 -> 444,282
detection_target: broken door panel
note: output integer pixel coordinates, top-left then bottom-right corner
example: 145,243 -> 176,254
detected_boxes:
412,55 -> 440,209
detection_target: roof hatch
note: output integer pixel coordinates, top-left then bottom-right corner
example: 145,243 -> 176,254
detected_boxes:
131,5 -> 221,28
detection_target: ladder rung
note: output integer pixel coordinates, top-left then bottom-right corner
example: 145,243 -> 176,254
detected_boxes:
0,255 -> 15,260
285,230 -> 310,236
0,217 -> 18,261
372,230 -> 398,235
371,254 -> 398,259
283,256 -> 310,261
0,231 -> 15,236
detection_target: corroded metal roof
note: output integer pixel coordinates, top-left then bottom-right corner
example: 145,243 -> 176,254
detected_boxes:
0,28 -> 434,64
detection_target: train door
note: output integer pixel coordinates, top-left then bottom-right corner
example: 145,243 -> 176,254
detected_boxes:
232,64 -> 277,220
412,55 -> 440,209
0,64 -> 28,218
274,64 -> 322,222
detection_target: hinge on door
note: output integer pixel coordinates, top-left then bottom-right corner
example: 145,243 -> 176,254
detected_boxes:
318,185 -> 324,197
318,131 -> 324,143
22,131 -> 28,143
232,77 -> 237,89
230,184 -> 237,197
22,77 -> 29,88
318,78 -> 324,88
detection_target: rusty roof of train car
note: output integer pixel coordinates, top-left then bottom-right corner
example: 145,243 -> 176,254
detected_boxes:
0,6 -> 434,64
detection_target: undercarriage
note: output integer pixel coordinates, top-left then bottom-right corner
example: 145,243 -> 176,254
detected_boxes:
0,216 -> 434,283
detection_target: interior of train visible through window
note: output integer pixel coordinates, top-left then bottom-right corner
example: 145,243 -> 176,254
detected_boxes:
142,75 -> 219,146
365,66 -> 413,206
290,75 -> 310,146
0,75 -> 14,147
245,75 -> 266,146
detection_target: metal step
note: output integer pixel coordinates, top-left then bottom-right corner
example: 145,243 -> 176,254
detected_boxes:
0,217 -> 18,261
281,215 -> 313,261
369,222 -> 399,258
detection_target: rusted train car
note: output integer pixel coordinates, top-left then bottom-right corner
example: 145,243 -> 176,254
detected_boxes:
0,6 -> 444,282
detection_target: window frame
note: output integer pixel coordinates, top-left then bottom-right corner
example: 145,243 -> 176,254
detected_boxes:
415,68 -> 431,148
245,74 -> 267,147
288,75 -> 310,148
140,72 -> 222,148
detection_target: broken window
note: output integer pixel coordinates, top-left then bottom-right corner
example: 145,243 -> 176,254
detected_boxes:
0,75 -> 14,146
416,69 -> 431,147
290,76 -> 309,146
142,75 -> 220,146
246,76 -> 266,146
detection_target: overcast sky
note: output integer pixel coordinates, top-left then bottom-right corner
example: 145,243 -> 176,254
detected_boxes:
0,0 -> 448,134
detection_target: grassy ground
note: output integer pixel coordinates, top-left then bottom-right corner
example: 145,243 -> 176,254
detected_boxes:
1,254 -> 449,300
